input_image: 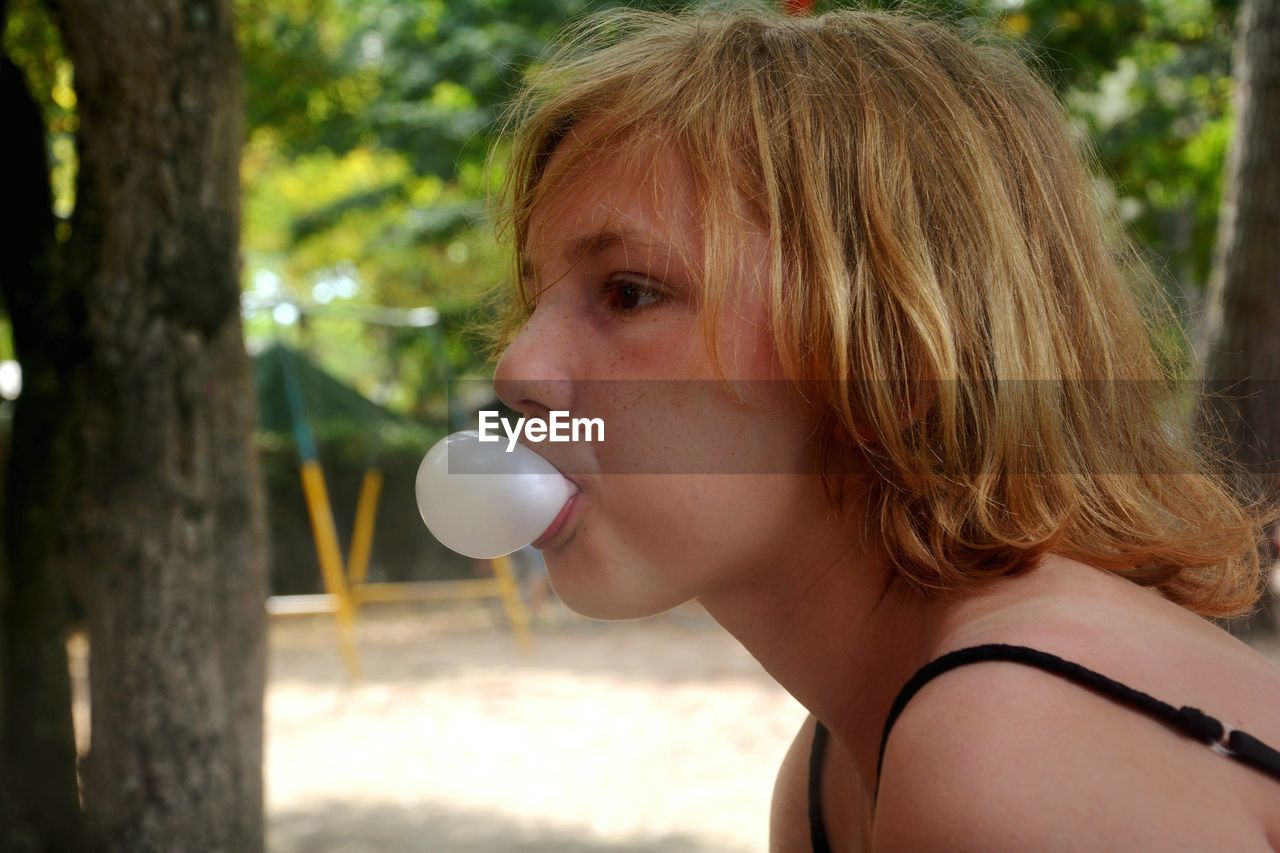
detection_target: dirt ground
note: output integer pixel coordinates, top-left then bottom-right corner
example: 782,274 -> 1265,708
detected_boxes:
266,601 -> 807,853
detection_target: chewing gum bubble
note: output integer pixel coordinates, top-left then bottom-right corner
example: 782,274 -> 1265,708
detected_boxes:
416,430 -> 575,559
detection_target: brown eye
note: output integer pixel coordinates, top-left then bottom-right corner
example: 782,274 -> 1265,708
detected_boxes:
604,276 -> 663,314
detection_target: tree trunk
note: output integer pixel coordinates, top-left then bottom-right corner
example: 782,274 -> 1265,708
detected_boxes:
48,0 -> 269,850
1198,0 -> 1280,635
0,6 -> 86,846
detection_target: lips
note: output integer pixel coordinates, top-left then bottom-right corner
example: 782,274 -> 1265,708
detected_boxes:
532,483 -> 581,548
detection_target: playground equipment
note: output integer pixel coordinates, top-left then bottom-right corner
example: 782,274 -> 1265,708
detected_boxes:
254,343 -> 533,678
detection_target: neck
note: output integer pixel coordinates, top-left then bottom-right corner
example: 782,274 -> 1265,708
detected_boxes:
695,504 -> 950,790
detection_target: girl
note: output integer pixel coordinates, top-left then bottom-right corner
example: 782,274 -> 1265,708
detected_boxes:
485,5 -> 1280,849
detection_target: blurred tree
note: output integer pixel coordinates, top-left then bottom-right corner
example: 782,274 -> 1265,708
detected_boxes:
55,0 -> 269,845
234,0 -> 676,408
1197,0 -> 1280,635
2,0 -> 269,850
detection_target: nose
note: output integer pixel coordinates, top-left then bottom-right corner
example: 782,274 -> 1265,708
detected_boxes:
493,299 -> 576,418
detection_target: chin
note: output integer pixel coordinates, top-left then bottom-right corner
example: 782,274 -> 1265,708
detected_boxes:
545,548 -> 691,622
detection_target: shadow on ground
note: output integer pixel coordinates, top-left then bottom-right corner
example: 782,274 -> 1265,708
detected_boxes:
269,797 -> 749,853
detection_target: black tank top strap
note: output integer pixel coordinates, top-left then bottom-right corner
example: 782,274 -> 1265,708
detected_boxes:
874,643 -> 1280,798
808,719 -> 833,853
808,643 -> 1280,850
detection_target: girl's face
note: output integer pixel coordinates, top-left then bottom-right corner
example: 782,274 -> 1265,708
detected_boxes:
494,127 -> 846,619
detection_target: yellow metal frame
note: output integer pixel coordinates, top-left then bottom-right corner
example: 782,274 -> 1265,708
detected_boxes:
276,462 -> 533,678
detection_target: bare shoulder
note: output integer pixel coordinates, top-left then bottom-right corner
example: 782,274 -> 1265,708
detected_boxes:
874,663 -> 1227,850
871,618 -> 1280,851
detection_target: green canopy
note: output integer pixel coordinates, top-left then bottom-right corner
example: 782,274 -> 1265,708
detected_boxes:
252,342 -> 433,460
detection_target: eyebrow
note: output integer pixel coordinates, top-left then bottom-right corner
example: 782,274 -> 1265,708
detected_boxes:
519,225 -> 672,282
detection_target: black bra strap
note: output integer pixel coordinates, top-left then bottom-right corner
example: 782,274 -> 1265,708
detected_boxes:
874,642 -> 1280,799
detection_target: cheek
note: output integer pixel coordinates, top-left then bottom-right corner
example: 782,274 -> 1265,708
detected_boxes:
583,310 -> 704,381
580,369 -> 818,477
598,474 -> 827,580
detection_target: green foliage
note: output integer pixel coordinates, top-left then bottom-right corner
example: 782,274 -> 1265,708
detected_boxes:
810,0 -> 1233,314
238,0 -> 580,176
0,319 -> 14,361
2,0 -> 76,225
1061,0 -> 1235,299
236,0 -> 703,406
1022,0 -> 1232,303
236,0 -> 1235,406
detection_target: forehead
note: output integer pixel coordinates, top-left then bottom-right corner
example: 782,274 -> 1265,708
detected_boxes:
524,124 -> 702,271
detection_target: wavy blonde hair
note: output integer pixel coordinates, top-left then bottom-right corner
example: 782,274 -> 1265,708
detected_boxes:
484,3 -> 1273,617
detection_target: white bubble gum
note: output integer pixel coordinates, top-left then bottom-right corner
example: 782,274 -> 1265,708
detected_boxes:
415,430 -> 576,559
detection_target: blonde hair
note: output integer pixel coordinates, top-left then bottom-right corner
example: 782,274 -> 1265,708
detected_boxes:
485,3 -> 1273,617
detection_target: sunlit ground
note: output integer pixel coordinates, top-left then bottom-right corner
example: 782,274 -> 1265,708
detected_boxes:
265,601 -> 806,853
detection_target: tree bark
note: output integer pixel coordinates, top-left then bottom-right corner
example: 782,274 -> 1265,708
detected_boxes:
1198,0 -> 1280,634
47,0 -> 269,849
0,3 -> 86,845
